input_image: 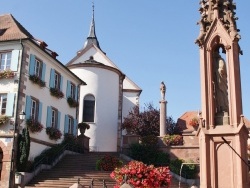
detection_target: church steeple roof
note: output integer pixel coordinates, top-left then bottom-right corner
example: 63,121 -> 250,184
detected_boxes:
79,3 -> 102,53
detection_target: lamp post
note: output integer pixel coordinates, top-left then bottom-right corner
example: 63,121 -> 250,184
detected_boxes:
19,111 -> 26,123
11,110 -> 26,187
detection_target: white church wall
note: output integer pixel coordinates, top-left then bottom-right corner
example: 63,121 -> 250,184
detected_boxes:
71,67 -> 119,151
122,92 -> 139,121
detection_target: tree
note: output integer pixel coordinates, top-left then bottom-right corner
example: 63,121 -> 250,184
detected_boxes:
16,128 -> 30,171
122,103 -> 180,136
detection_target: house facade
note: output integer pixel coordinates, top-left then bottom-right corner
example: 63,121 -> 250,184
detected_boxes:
0,14 -> 85,187
66,8 -> 142,152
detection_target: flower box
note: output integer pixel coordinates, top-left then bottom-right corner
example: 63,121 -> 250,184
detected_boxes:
50,87 -> 64,99
29,75 -> 46,87
26,118 -> 43,133
189,118 -> 199,127
0,70 -> 15,79
46,127 -> 62,140
162,134 -> 184,146
67,97 -> 79,107
0,115 -> 9,125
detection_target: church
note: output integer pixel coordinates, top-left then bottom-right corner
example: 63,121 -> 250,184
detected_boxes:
66,6 -> 142,151
0,5 -> 141,187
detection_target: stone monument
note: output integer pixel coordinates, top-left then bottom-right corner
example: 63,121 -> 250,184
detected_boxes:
195,0 -> 249,187
159,81 -> 167,136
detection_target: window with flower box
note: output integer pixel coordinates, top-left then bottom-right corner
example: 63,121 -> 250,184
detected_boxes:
64,114 -> 77,135
0,50 -> 19,72
0,94 -> 7,115
51,108 -> 58,128
25,96 -> 42,122
31,98 -> 39,121
66,81 -> 78,107
46,106 -> 61,129
49,69 -> 64,98
0,93 -> 15,116
29,54 -> 46,87
0,52 -> 11,70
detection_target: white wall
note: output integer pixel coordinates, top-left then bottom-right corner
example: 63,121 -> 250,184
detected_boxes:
71,66 -> 119,151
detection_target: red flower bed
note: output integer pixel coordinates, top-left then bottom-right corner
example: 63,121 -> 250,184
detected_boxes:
110,160 -> 171,188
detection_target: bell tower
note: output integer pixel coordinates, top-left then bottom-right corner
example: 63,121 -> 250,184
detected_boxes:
196,0 -> 249,187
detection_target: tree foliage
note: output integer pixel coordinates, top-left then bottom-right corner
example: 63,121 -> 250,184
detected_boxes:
16,128 -> 30,171
122,103 -> 180,136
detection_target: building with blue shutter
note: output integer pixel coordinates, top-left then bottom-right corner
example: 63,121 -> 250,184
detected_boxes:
0,14 -> 85,187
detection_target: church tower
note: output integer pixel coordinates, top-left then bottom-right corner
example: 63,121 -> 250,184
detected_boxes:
66,4 -> 141,152
196,0 -> 249,187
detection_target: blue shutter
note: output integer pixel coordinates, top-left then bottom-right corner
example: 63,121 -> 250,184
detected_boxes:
60,75 -> 63,91
49,69 -> 55,88
73,119 -> 77,136
64,115 -> 69,134
46,106 -> 52,128
66,80 -> 71,98
74,86 -> 78,101
10,50 -> 19,71
57,111 -> 61,129
5,93 -> 15,117
38,102 -> 42,123
29,54 -> 35,75
41,63 -> 46,82
25,96 -> 31,119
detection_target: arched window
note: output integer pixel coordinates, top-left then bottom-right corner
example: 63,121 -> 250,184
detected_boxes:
83,95 -> 95,122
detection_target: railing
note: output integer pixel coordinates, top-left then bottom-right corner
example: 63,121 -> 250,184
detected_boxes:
88,178 -> 108,188
32,143 -> 83,174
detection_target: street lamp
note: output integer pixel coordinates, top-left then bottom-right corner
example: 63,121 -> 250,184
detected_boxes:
11,110 -> 26,187
19,110 -> 26,123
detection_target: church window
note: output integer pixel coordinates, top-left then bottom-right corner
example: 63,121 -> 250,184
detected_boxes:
83,95 -> 95,122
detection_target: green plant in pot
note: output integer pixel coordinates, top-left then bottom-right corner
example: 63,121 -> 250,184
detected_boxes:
78,122 -> 90,135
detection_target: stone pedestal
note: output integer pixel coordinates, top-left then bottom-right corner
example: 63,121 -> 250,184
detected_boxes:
77,134 -> 90,153
215,112 -> 229,125
198,123 -> 249,188
159,100 -> 167,136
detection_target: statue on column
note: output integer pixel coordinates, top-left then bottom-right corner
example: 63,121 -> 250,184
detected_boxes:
160,81 -> 166,101
213,51 -> 229,113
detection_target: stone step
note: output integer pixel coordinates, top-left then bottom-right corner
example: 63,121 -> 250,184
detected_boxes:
26,152 -> 190,188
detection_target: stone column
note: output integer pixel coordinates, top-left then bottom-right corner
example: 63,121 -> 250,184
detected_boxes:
159,81 -> 167,136
159,100 -> 167,136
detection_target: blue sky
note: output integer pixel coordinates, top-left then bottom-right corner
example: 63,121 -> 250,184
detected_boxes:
1,1 -> 249,121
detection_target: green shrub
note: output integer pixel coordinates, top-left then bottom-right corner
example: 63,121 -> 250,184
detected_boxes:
169,158 -> 197,179
128,143 -> 170,166
95,155 -> 123,171
140,135 -> 158,146
16,128 -> 30,171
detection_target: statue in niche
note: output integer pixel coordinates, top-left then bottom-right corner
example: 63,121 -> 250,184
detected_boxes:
213,51 -> 229,113
160,81 -> 166,101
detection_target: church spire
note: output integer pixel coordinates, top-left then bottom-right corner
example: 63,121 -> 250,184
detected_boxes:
81,2 -> 102,52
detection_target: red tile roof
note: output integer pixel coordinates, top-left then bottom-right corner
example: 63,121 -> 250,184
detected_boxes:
177,111 -> 250,131
177,111 -> 199,131
0,13 -> 33,41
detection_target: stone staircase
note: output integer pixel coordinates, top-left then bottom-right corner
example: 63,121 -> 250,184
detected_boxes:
25,152 -> 190,188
